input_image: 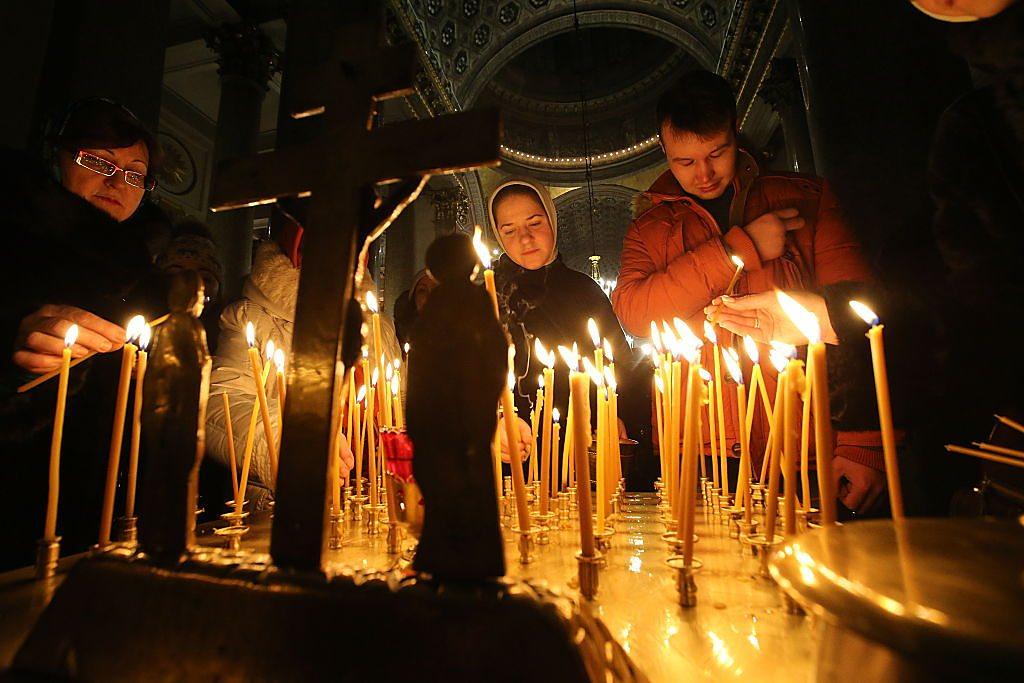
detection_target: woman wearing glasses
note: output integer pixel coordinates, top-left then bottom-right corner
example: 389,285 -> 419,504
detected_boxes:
0,98 -> 180,570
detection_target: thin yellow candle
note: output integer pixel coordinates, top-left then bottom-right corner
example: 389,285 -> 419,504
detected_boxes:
354,386 -> 366,495
44,325 -> 77,541
367,371 -> 379,507
391,373 -> 404,429
535,339 -> 555,514
708,378 -> 720,489
382,361 -> 395,428
678,360 -> 704,563
359,350 -> 371,494
366,291 -> 389,427
588,318 -> 603,375
783,354 -> 803,536
850,301 -> 905,520
245,323 -> 279,483
777,292 -> 837,525
235,359 -> 273,517
346,366 -> 356,441
569,358 -> 595,557
99,314 -> 144,546
654,373 -> 667,484
551,409 -> 561,496
473,226 -> 500,317
528,379 -> 541,485
273,347 -> 286,441
724,349 -> 751,520
222,392 -> 238,504
800,355 -> 814,514
764,350 -> 789,542
705,321 -> 729,500
743,335 -> 773,445
585,358 -> 607,532
124,325 -> 151,519
725,254 -> 745,296
559,345 -> 577,490
605,365 -> 620,492
501,366 -> 532,533
668,355 -> 683,520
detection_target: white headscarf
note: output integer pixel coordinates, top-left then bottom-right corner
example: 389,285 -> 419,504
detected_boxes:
487,178 -> 559,267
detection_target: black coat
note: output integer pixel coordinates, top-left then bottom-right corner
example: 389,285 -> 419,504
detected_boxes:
0,148 -> 171,570
493,255 -> 651,474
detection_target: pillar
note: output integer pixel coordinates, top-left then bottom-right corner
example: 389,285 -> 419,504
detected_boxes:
758,58 -> 816,175
206,23 -> 281,301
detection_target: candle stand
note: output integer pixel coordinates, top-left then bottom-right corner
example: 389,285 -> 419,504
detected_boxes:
34,538 -> 60,579
666,556 -> 701,608
514,526 -> 536,565
575,551 -> 601,600
114,516 -> 138,544
328,511 -> 345,550
386,522 -> 402,555
532,512 -> 556,545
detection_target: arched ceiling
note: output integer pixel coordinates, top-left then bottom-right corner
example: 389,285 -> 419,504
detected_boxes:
388,0 -> 733,183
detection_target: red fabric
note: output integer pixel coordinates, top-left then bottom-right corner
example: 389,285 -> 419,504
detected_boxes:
615,153 -> 876,466
274,210 -> 304,268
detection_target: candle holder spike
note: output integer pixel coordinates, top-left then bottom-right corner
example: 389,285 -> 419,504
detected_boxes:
35,538 -> 60,579
514,526 -> 536,564
114,516 -> 138,544
576,551 -> 601,600
328,512 -> 344,550
386,521 -> 403,555
745,533 -> 785,577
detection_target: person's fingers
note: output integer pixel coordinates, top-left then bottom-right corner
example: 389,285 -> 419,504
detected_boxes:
774,207 -> 800,219
37,316 -> 115,352
719,319 -> 766,343
12,350 -> 63,374
21,330 -> 67,356
58,306 -> 126,345
841,478 -> 869,513
713,310 -> 759,327
859,485 -> 883,515
719,292 -> 774,311
783,216 -> 806,231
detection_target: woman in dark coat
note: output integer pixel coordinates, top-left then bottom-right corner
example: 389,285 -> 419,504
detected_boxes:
488,179 -> 651,487
0,99 -> 173,570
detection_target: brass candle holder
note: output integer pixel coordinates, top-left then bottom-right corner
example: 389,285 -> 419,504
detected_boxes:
365,503 -> 386,536
666,556 -> 702,608
745,532 -> 785,578
35,538 -> 60,579
568,486 -> 578,512
531,511 -> 556,545
514,525 -> 537,564
593,526 -> 614,560
214,510 -> 250,553
576,551 -> 602,600
328,511 -> 344,550
386,521 -> 403,555
114,515 -> 138,544
350,495 -> 368,522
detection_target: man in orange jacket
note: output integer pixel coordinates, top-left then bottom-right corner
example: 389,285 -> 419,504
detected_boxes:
612,70 -> 890,514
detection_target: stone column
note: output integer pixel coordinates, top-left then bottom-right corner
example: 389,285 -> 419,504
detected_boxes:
206,23 -> 281,301
758,58 -> 816,175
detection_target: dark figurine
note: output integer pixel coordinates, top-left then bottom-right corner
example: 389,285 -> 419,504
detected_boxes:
407,233 -> 508,580
138,271 -> 212,564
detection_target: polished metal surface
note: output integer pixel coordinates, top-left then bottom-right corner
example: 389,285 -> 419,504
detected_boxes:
771,517 -> 1024,670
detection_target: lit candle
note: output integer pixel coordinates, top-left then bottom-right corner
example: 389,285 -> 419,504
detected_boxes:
473,226 -> 500,317
354,386 -> 366,496
783,351 -> 803,536
222,392 -> 238,504
678,356 -> 705,564
604,365 -> 620,497
551,408 -> 561,496
654,373 -> 666,485
725,254 -> 745,296
501,347 -> 532,533
365,291 -> 390,428
585,357 -> 606,532
234,357 -> 273,517
346,366 -> 356,442
391,372 -> 404,429
850,301 -> 904,520
359,348 -> 371,496
707,377 -> 720,491
764,349 -> 790,542
566,347 -> 595,557
529,375 -> 542,485
799,356 -> 813,514
124,324 -> 151,519
273,346 -> 286,438
100,314 -> 144,546
588,318 -> 603,374
743,335 -> 773,461
247,326 -> 279,479
776,292 -> 836,525
724,349 -> 750,519
44,324 -> 78,541
705,321 -> 729,501
558,345 -> 577,491
535,339 -> 555,515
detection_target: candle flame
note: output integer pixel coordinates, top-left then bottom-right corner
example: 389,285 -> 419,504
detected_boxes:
731,254 -> 745,269
673,318 -> 702,348
245,321 -> 256,348
699,368 -> 712,382
649,347 -> 661,367
640,342 -> 651,357
661,324 -> 678,349
602,338 -> 613,362
391,374 -> 400,396
265,340 -> 275,362
403,342 -> 410,354
776,290 -> 820,344
703,320 -> 718,345
385,364 -> 394,381
537,374 -> 544,388
768,349 -> 789,373
743,335 -> 759,364
507,371 -> 515,391
371,368 -> 379,386
361,345 -> 369,359
558,344 -> 579,371
534,338 -> 555,368
650,321 -> 663,353
472,226 -> 492,269
273,348 -> 285,372
552,408 -> 560,423
655,375 -> 665,393
604,366 -> 617,392
125,315 -> 146,343
356,385 -> 367,403
64,324 -> 79,348
584,357 -> 603,386
849,300 -> 880,327
587,318 -> 600,348
724,348 -> 743,384
365,290 -> 379,314
770,340 -> 797,359
138,324 -> 152,351
393,357 -> 401,369
681,343 -> 702,366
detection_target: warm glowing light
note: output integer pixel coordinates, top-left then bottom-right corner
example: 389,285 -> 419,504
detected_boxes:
743,335 -> 759,364
661,324 -> 678,350
673,318 -> 702,349
731,254 -> 745,270
64,324 -> 79,348
245,321 -> 256,348
138,324 -> 152,351
472,226 -> 492,269
385,364 -> 394,382
371,368 -> 379,386
125,315 -> 146,342
584,357 -> 603,386
507,371 -> 515,391
265,340 -> 275,363
535,338 -> 555,368
603,338 -> 613,363
604,366 -> 617,392
699,368 -> 712,382
391,374 -> 400,396
393,358 -> 401,369
273,347 -> 285,372
403,342 -> 410,354
552,408 -> 560,423
650,321 -> 663,353
703,320 -> 718,345
849,300 -> 880,327
649,347 -> 661,367
365,290 -> 379,314
558,345 -> 579,371
770,340 -> 797,358
769,349 -> 789,373
724,348 -> 743,384
587,318 -> 600,348
776,291 -> 820,344
640,342 -> 651,357
361,345 -> 369,359
655,375 -> 665,394
356,385 -> 367,402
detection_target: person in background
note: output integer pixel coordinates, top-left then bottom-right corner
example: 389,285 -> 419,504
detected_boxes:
393,269 -> 437,350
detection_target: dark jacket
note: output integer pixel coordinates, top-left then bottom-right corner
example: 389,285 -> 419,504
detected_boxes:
494,254 -> 650,463
0,148 -> 170,570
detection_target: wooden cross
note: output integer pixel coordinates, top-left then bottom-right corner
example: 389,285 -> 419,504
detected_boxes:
208,4 -> 500,572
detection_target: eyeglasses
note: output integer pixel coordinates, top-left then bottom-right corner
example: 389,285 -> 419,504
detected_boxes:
74,151 -> 156,191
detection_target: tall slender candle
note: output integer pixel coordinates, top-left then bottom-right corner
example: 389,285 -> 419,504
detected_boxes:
783,353 -> 803,536
585,358 -> 607,532
560,344 -> 578,490
473,226 -> 500,317
366,291 -> 390,428
588,318 -> 603,375
654,373 -> 667,484
724,350 -> 750,519
354,386 -> 366,496
569,358 -> 595,557
536,339 -> 555,515
725,254 -> 745,296
705,321 -> 729,500
367,372 -> 378,507
707,378 -> 720,490
44,325 -> 78,541
501,365 -> 532,533
346,366 -> 356,441
743,335 -> 774,455
124,324 -> 151,519
359,350 -> 371,495
605,366 -> 620,492
391,373 -> 404,429
799,355 -> 814,514
776,292 -> 836,525
850,301 -> 904,520
235,359 -> 273,517
273,347 -> 286,443
764,350 -> 789,542
222,392 -> 238,504
678,360 -> 704,563
669,357 -> 683,518
245,323 -> 279,481
551,408 -> 561,496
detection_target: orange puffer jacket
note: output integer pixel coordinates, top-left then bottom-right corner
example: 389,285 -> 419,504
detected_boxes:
612,152 -> 884,471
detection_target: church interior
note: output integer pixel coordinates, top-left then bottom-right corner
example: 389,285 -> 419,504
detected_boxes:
1,1 -> 1022,681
